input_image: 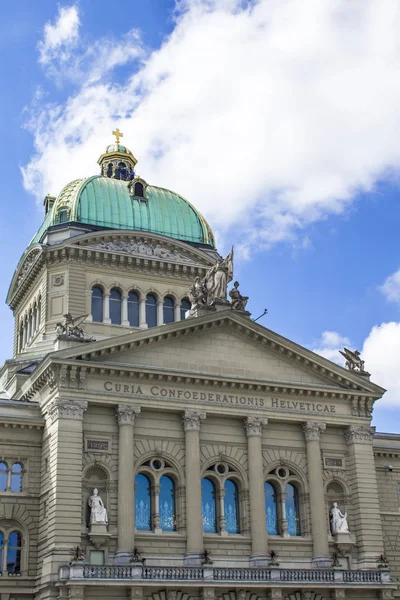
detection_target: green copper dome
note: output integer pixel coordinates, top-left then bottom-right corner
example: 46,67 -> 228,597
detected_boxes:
32,176 -> 215,247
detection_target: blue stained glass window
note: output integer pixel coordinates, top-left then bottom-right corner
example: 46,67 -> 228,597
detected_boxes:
264,482 -> 278,535
135,473 -> 151,531
159,475 -> 176,531
180,298 -> 191,320
110,288 -> 122,325
202,478 -> 217,533
146,294 -> 157,328
286,483 -> 300,536
7,531 -> 21,573
224,479 -> 239,534
128,291 -> 139,327
163,297 -> 175,324
0,462 -> 7,491
91,287 -> 103,322
11,463 -> 22,492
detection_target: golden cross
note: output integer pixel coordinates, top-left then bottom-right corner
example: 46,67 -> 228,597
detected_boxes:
112,128 -> 123,144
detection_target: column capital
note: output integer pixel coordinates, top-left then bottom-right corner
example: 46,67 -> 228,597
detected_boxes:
48,398 -> 88,422
244,416 -> 268,436
303,421 -> 326,441
182,410 -> 206,431
344,425 -> 375,445
115,404 -> 141,425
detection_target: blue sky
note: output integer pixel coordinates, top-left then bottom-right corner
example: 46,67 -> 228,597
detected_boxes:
1,0 -> 400,431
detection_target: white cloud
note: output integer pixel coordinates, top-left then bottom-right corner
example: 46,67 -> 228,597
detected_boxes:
312,330 -> 350,365
24,0 -> 400,251
380,269 -> 400,303
362,322 -> 400,406
38,5 -> 80,66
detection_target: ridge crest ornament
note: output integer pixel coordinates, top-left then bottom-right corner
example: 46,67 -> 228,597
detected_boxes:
339,347 -> 370,377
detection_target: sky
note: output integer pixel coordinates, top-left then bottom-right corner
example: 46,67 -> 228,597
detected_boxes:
1,0 -> 400,431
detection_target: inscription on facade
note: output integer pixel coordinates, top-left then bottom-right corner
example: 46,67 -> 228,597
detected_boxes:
84,438 -> 111,454
324,457 -> 344,469
102,382 -> 337,413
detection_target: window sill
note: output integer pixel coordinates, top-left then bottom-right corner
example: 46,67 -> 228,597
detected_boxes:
203,533 -> 251,540
135,531 -> 185,539
267,535 -> 312,543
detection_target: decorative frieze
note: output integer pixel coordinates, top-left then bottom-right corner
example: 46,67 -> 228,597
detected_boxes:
244,416 -> 268,436
182,410 -> 206,431
47,398 -> 88,422
344,425 -> 375,444
302,421 -> 326,441
115,404 -> 141,425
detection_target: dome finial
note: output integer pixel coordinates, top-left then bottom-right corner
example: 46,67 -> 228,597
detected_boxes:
112,128 -> 123,144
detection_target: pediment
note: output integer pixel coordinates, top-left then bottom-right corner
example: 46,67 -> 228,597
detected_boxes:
51,310 -> 384,398
68,230 -> 217,266
7,245 -> 43,307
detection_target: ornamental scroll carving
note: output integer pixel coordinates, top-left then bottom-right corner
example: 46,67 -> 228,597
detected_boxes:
244,416 -> 268,436
115,404 -> 141,425
48,398 -> 88,422
94,240 -> 196,263
182,411 -> 206,431
344,425 -> 375,444
16,248 -> 41,286
302,421 -> 326,441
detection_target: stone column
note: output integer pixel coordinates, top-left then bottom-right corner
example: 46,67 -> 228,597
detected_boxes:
121,296 -> 129,326
103,294 -> 111,324
174,303 -> 181,322
345,426 -> 384,567
157,301 -> 164,326
115,404 -> 141,561
302,421 -> 329,565
139,299 -> 147,329
244,416 -> 268,564
183,410 -> 205,563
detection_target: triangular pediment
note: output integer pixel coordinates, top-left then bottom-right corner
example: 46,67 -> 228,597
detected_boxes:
49,310 -> 384,397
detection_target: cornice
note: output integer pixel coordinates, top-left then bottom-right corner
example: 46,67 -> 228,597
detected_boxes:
7,246 -> 45,310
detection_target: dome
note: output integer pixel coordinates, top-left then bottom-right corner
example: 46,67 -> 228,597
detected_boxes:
105,143 -> 133,155
32,176 -> 215,247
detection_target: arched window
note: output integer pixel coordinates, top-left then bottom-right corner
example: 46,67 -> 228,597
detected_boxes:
135,473 -> 151,531
0,531 -> 3,573
19,323 -> 23,352
180,298 -> 191,321
10,463 -> 23,492
163,297 -> 175,324
264,481 -> 278,535
7,531 -> 22,573
146,294 -> 157,328
0,462 -> 7,491
224,479 -> 240,534
159,475 -> 176,531
202,478 -> 217,533
91,287 -> 103,322
58,209 -> 68,224
134,182 -> 144,198
107,163 -> 113,178
128,291 -> 139,327
37,297 -> 42,326
109,288 -> 122,325
286,483 -> 300,536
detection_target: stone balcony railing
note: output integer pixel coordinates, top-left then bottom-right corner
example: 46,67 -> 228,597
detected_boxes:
59,564 -> 391,586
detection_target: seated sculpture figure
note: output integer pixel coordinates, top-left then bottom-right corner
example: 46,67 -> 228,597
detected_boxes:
88,488 -> 108,524
330,501 -> 349,533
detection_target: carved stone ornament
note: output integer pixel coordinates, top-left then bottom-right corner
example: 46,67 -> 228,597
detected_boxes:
244,416 -> 268,436
52,274 -> 65,287
182,411 -> 206,431
94,239 -> 195,264
344,425 -> 375,444
68,587 -> 85,599
55,313 -> 91,341
302,421 -> 326,441
189,248 -> 234,308
48,398 -> 88,422
115,404 -> 141,425
16,248 -> 41,286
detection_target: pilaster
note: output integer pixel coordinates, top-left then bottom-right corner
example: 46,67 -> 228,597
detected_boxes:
183,410 -> 205,563
303,420 -> 329,566
115,403 -> 141,561
244,416 -> 268,564
345,425 -> 384,566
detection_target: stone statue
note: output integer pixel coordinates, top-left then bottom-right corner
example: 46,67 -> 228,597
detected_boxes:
55,313 -> 88,339
229,281 -> 249,311
330,502 -> 349,534
339,348 -> 367,374
88,488 -> 108,524
203,248 -> 233,304
189,276 -> 207,308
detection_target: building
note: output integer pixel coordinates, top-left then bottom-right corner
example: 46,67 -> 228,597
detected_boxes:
0,134 -> 399,600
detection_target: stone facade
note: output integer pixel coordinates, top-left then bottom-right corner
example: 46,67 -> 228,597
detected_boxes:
0,150 -> 399,600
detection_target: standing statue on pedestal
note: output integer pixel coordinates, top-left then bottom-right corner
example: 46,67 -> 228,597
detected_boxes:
203,247 -> 234,304
88,488 -> 108,524
330,502 -> 349,533
229,281 -> 249,311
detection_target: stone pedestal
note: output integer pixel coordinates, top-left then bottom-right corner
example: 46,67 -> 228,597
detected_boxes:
333,531 -> 355,554
88,522 -> 111,549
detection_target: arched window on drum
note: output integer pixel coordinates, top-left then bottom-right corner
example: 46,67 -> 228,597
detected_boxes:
109,288 -> 122,325
128,291 -> 139,327
91,287 -> 104,322
146,294 -> 157,328
180,298 -> 191,320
